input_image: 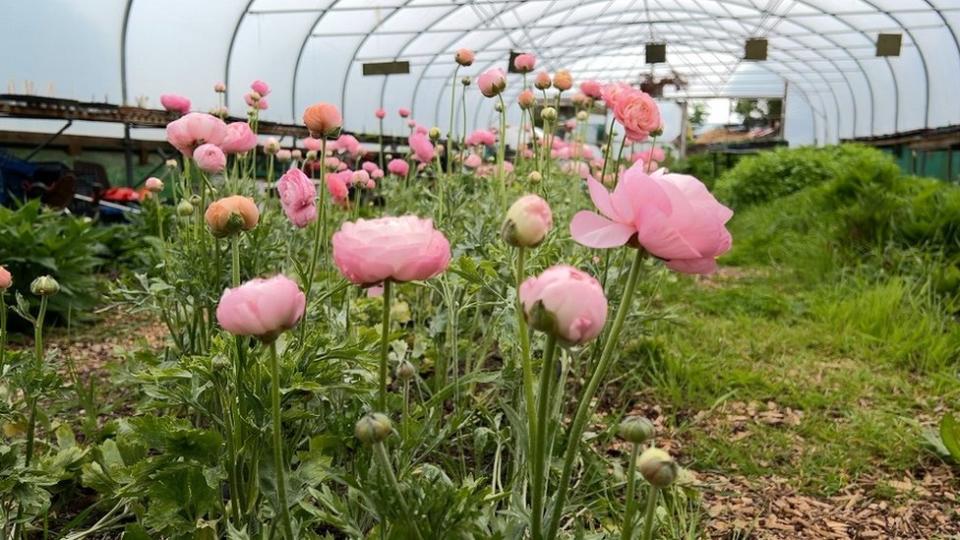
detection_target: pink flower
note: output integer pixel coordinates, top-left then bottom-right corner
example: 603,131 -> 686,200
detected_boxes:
244,92 -> 261,107
277,167 -> 317,228
464,154 -> 482,169
406,119 -> 416,128
518,89 -> 535,110
371,168 -> 384,179
332,134 -> 362,157
601,82 -> 632,109
303,137 -> 323,152
478,68 -> 507,98
362,161 -> 378,173
220,122 -> 258,154
160,94 -> 191,114
325,172 -> 349,205
409,132 -> 434,163
332,216 -> 451,286
387,158 -> 409,177
466,129 -> 496,147
375,108 -> 386,119
250,79 -> 270,97
214,82 -> 226,93
0,266 -> 10,289
613,89 -> 661,142
303,102 -> 342,138
291,149 -> 302,160
257,98 -> 269,110
194,143 -> 227,173
519,265 -> 608,345
552,69 -> 573,91
144,177 -> 164,193
398,107 -> 411,118
455,48 -> 475,66
502,194 -> 552,247
350,169 -> 370,186
165,112 -> 227,157
631,147 -> 665,168
534,71 -> 551,90
276,149 -> 292,162
580,80 -> 602,99
325,156 -> 342,170
513,53 -> 536,73
570,162 -> 733,274
216,275 -> 305,342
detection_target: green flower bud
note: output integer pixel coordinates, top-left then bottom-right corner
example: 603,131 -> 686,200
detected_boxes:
618,416 -> 655,444
494,101 -> 504,112
189,194 -> 201,205
541,107 -> 557,122
396,360 -> 417,381
461,76 -> 471,86
30,275 -> 60,297
429,127 -> 441,141
177,200 -> 194,216
576,110 -> 588,121
355,412 -> 393,444
638,447 -> 678,488
527,171 -> 542,184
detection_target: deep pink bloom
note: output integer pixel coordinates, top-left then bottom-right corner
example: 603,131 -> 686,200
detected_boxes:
375,108 -> 386,119
612,88 -> 661,142
257,98 -> 269,110
466,129 -> 496,147
478,68 -> 507,98
580,80 -> 602,99
194,143 -> 227,173
166,112 -> 227,157
332,216 -> 451,286
277,167 -> 317,228
387,158 -> 409,177
0,266 -> 11,289
464,154 -> 482,169
160,94 -> 191,114
409,132 -> 434,163
325,172 -> 349,205
362,161 -> 378,173
570,162 -> 733,274
250,79 -> 270,97
220,122 -> 258,154
216,275 -> 305,342
513,53 -> 536,73
519,265 -> 607,345
303,137 -> 323,152
398,107 -> 411,118
455,48 -> 475,66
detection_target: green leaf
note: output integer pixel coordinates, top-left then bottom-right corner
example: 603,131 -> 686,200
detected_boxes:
939,414 -> 960,460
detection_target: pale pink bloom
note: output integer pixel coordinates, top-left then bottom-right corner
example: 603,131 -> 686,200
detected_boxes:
144,177 -> 164,193
367,285 -> 384,298
291,149 -> 303,160
478,68 -> 507,98
0,266 -> 11,289
165,112 -> 227,157
332,216 -> 451,286
455,48 -> 475,66
365,179 -> 376,189
571,93 -> 591,108
332,134 -> 362,157
325,156 -> 342,170
570,162 -> 733,274
371,168 -> 384,179
513,53 -> 536,73
303,102 -> 342,138
519,265 -> 608,345
466,129 -> 496,147
350,169 -> 370,186
325,172 -> 349,205
210,106 -> 229,117
194,143 -> 226,173
564,119 -> 577,132
534,71 -> 551,90
387,158 -> 409,177
160,94 -> 191,114
214,82 -> 226,93
220,122 -> 258,154
406,119 -> 416,128
375,108 -> 386,119
250,79 -> 270,97
580,80 -> 602,99
503,194 -> 552,247
503,161 -> 514,173
601,82 -> 633,110
244,92 -> 261,107
362,161 -> 378,173
631,146 -> 665,164
277,167 -> 317,228
216,275 -> 305,342
257,98 -> 268,110
398,107 -> 411,118
303,137 -> 323,152
337,162 -> 347,171
409,132 -> 434,163
613,88 -> 661,142
522,148 -> 535,159
276,149 -> 292,162
464,154 -> 482,169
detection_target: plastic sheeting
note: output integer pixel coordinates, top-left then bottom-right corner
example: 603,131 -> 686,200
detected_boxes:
1,0 -> 958,146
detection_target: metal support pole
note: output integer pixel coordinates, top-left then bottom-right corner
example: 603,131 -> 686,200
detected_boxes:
24,120 -> 73,161
123,123 -> 134,187
678,100 -> 688,160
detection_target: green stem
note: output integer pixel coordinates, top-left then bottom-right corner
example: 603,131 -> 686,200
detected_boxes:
517,249 -> 536,451
645,135 -> 659,174
496,94 -> 507,208
0,293 -> 7,372
300,140 -> 325,344
530,334 -> 559,540
639,486 -> 659,540
372,442 -> 424,540
599,118 -> 616,185
621,443 -> 642,540
460,84 -> 468,172
25,296 -> 48,468
378,280 -> 393,411
544,249 -> 645,540
231,235 -> 241,287
269,342 -> 295,540
378,119 -> 385,172
448,67 -> 460,176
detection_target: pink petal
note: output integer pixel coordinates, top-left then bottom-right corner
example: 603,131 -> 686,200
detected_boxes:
586,176 -> 619,221
665,257 -> 718,275
570,211 -> 635,249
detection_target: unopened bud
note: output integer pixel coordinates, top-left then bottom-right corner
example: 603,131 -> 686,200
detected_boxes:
176,200 -> 194,216
461,76 -> 471,86
396,360 -> 417,381
527,171 -> 542,184
355,412 -> 393,444
30,275 -> 60,297
189,194 -> 201,205
541,107 -> 557,122
429,127 -> 441,141
618,416 -> 655,444
576,110 -> 588,121
638,447 -> 678,488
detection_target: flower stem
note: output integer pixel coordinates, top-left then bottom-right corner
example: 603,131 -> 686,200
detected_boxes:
640,486 -> 660,540
0,293 -> 7,373
24,296 -> 48,468
599,118 -> 616,184
620,443 -> 641,540
645,135 -> 659,174
231,234 -> 241,287
268,342 -> 295,540
372,441 -> 424,540
378,119 -> 385,172
530,334 -> 559,540
300,139 -> 325,345
448,67 -> 459,176
517,248 -> 536,448
544,249 -> 645,540
378,280 -> 393,411
496,94 -> 507,208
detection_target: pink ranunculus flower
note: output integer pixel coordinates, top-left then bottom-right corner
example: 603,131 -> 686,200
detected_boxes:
160,94 -> 191,114
144,177 -> 164,193
518,89 -> 536,110
333,134 -> 362,157
570,162 -> 733,274
325,172 -> 349,206
303,137 -> 323,152
534,71 -> 551,90
455,48 -> 475,66
409,132 -> 434,163
250,79 -> 270,97
375,108 -> 386,119
332,216 -> 451,286
214,82 -> 226,93
350,169 -> 370,187
362,161 -> 378,173
216,275 -> 305,342
466,129 -> 496,147
194,143 -> 227,173
220,122 -> 258,154
631,146 -> 666,169
277,167 -> 317,228
464,154 -> 482,169
502,194 -> 552,248
513,53 -> 536,73
303,102 -> 342,138
519,265 -> 608,345
0,266 -> 11,290
387,158 -> 409,177
478,68 -> 507,98
601,82 -> 632,110
257,97 -> 269,110
244,91 -> 261,107
580,80 -> 602,99
613,88 -> 661,142
276,149 -> 292,162
325,156 -> 342,170
398,107 -> 411,118
165,112 -> 227,157
371,168 -> 384,179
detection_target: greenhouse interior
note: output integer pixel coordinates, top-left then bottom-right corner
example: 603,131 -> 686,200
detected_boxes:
1,0 -> 959,538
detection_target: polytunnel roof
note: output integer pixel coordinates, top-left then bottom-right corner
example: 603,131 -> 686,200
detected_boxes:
2,0 -> 960,145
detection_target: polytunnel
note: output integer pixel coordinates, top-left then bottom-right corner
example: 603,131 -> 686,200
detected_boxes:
2,0 -> 959,147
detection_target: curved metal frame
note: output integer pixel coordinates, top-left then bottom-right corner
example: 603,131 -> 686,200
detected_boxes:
223,0 -> 256,105
120,0 -> 134,104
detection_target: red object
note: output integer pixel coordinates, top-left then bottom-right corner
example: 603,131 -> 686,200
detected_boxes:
102,187 -> 141,202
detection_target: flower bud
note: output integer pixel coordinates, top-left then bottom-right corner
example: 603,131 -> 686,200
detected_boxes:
396,360 -> 417,381
30,275 -> 60,297
144,177 -> 164,193
189,194 -> 201,205
291,149 -> 302,160
429,127 -> 441,141
205,195 -> 259,238
264,137 -> 280,155
214,82 -> 226,93
494,101 -> 504,112
534,71 -> 551,90
518,89 -> 535,110
519,266 -> 607,345
527,171 -> 542,184
638,447 -> 678,488
502,194 -> 553,248
355,412 -> 393,444
541,107 -> 557,122
303,102 -> 343,139
552,69 -> 573,91
165,159 -> 178,169
177,200 -> 194,216
576,110 -> 588,121
618,416 -> 655,444
461,76 -> 471,86
0,266 -> 12,290
455,48 -> 475,67
305,150 -> 318,161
